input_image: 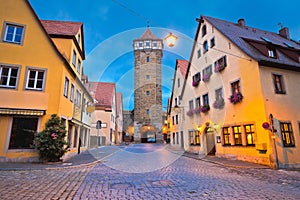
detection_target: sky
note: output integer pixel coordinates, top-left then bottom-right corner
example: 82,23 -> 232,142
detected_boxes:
29,0 -> 300,111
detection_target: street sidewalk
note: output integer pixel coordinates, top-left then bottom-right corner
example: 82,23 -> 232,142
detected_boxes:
0,144 -> 270,171
183,151 -> 269,169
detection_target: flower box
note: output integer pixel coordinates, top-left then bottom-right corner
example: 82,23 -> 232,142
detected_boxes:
193,108 -> 201,114
186,110 -> 194,116
228,92 -> 243,104
213,98 -> 225,109
202,73 -> 211,82
192,80 -> 199,87
200,104 -> 210,113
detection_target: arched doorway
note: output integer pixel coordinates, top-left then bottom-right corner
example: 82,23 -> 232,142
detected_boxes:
140,125 -> 156,143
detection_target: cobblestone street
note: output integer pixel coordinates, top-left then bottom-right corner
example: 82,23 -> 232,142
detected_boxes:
0,144 -> 299,200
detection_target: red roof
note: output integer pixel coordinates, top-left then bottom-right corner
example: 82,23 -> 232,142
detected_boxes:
137,28 -> 160,40
40,20 -> 82,36
177,59 -> 189,77
85,82 -> 116,110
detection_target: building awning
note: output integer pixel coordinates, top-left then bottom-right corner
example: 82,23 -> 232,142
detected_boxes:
0,108 -> 46,116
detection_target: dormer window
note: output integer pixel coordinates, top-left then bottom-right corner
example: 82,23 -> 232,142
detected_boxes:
202,25 -> 207,37
268,47 -> 277,58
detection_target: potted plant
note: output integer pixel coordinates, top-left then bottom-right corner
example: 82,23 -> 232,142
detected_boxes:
229,92 -> 243,104
186,110 -> 194,116
202,73 -> 211,82
200,104 -> 210,113
213,98 -> 225,109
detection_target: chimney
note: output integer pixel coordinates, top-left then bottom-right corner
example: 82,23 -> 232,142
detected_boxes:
279,27 -> 290,39
238,18 -> 245,27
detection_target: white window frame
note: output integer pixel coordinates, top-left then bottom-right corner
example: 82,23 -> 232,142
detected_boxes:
3,22 -> 26,45
25,67 -> 47,91
0,64 -> 20,89
63,77 -> 69,97
72,50 -> 77,66
77,58 -> 81,73
70,84 -> 74,102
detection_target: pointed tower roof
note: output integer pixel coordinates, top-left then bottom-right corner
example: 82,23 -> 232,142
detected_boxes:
137,28 -> 160,40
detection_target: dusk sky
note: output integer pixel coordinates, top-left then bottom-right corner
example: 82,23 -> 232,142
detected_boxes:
29,0 -> 300,110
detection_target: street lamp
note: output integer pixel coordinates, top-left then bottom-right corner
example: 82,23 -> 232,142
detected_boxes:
164,33 -> 178,47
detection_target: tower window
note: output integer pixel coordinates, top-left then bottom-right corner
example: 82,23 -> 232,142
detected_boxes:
146,109 -> 150,115
146,75 -> 150,80
203,41 -> 208,53
146,91 -> 150,96
146,56 -> 150,62
202,25 -> 207,37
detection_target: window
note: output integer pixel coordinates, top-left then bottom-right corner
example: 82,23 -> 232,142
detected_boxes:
77,33 -> 81,45
231,80 -> 241,94
172,116 -> 174,125
0,65 -> 19,88
189,100 -> 194,111
72,50 -> 77,66
145,41 -> 150,48
63,77 -> 69,97
215,88 -> 223,101
245,124 -> 255,145
175,98 -> 178,106
214,55 -> 227,72
146,109 -> 150,115
70,84 -> 74,102
177,78 -> 180,88
3,23 -> 25,45
82,98 -> 86,113
268,47 -> 277,58
197,49 -> 201,58
210,37 -> 215,48
175,115 -> 178,125
202,65 -> 212,82
222,127 -> 231,145
192,72 -> 201,86
9,117 -> 38,149
202,93 -> 209,106
139,42 -> 143,47
280,122 -> 295,147
146,56 -> 150,62
146,75 -> 150,80
272,74 -> 286,94
77,59 -> 81,73
203,41 -> 208,53
146,91 -> 150,96
196,97 -> 201,109
26,68 -> 46,90
233,126 -> 242,145
189,130 -> 200,146
75,90 -> 81,106
202,25 -> 207,37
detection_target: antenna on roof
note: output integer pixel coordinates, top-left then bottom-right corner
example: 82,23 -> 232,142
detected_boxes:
277,23 -> 284,29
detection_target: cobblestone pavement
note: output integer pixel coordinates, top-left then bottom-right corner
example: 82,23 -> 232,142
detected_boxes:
0,144 -> 299,200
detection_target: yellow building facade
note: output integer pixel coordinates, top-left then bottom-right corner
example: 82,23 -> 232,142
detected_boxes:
0,0 -> 92,161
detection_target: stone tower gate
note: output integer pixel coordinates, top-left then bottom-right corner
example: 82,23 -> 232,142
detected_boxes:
133,28 -> 163,142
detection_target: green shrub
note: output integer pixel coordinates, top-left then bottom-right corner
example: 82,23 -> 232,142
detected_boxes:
35,114 -> 68,162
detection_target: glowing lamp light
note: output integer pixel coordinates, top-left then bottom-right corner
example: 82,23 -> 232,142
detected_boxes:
165,32 -> 178,47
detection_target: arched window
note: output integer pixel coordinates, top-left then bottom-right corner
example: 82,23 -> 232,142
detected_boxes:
202,25 -> 207,37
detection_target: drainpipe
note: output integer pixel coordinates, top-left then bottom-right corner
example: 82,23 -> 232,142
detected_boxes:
269,114 -> 279,169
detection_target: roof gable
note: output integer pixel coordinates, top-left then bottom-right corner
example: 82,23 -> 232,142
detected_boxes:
202,16 -> 300,68
177,59 -> 189,77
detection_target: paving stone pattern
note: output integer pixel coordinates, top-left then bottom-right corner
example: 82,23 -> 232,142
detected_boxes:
0,146 -> 299,200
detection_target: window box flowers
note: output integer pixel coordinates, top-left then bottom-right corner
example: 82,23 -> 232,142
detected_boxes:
202,73 -> 211,82
213,98 -> 225,109
229,92 -> 243,104
192,72 -> 201,87
186,110 -> 194,116
193,108 -> 201,114
200,104 -> 210,113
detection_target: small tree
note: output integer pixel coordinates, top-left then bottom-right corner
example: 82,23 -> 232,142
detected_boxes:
36,114 -> 68,162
